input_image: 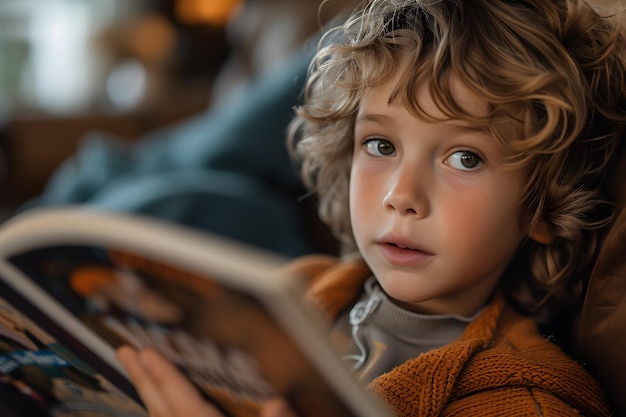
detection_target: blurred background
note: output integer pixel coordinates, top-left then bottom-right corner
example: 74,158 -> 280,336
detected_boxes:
0,0 -> 236,115
0,0 -> 241,210
0,0 -> 352,212
0,0 -> 353,258
0,0 -> 242,209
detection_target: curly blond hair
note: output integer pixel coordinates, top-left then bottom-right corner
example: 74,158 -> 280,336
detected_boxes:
289,0 -> 626,322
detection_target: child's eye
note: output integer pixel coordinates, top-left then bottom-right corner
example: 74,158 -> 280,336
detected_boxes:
365,138 -> 396,156
446,150 -> 484,171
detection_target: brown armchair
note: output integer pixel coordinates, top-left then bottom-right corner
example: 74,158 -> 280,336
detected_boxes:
573,139 -> 626,415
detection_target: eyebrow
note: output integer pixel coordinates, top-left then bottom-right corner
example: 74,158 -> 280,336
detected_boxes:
355,113 -> 393,124
444,122 -> 491,136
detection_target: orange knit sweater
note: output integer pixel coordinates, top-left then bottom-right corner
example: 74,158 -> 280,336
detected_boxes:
285,255 -> 611,417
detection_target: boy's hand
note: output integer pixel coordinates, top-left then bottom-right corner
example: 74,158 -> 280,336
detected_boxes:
117,345 -> 223,417
116,346 -> 298,417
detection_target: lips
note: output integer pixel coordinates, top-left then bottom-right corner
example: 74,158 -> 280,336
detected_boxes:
376,235 -> 433,267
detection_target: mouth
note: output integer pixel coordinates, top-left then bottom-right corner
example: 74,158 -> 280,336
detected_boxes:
376,237 -> 433,267
378,236 -> 432,254
387,242 -> 422,251
382,242 -> 432,255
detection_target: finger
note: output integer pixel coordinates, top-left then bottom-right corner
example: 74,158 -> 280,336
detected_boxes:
117,346 -> 172,417
135,348 -> 222,417
261,398 -> 299,417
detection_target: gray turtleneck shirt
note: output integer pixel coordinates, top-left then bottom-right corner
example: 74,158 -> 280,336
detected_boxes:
329,277 -> 481,384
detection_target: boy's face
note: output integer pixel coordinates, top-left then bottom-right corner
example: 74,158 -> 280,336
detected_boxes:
350,78 -> 534,316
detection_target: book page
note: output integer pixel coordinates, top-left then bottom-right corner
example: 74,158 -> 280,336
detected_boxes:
5,244 -> 357,417
0,274 -> 146,417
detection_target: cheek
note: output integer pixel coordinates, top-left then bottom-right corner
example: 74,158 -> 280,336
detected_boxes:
349,164 -> 378,233
349,170 -> 365,229
442,189 -> 524,252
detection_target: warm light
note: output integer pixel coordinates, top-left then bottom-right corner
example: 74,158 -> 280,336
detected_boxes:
175,0 -> 243,26
129,14 -> 176,66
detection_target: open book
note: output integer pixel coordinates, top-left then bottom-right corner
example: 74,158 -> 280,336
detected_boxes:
0,207 -> 392,417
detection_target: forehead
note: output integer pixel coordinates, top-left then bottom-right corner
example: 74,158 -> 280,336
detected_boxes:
358,73 -> 491,122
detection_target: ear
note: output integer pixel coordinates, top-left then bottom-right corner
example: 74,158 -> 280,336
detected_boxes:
528,221 -> 552,244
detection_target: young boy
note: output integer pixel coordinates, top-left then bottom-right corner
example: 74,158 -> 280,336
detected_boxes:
117,0 -> 626,415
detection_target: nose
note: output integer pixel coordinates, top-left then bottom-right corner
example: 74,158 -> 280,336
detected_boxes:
382,163 -> 430,218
